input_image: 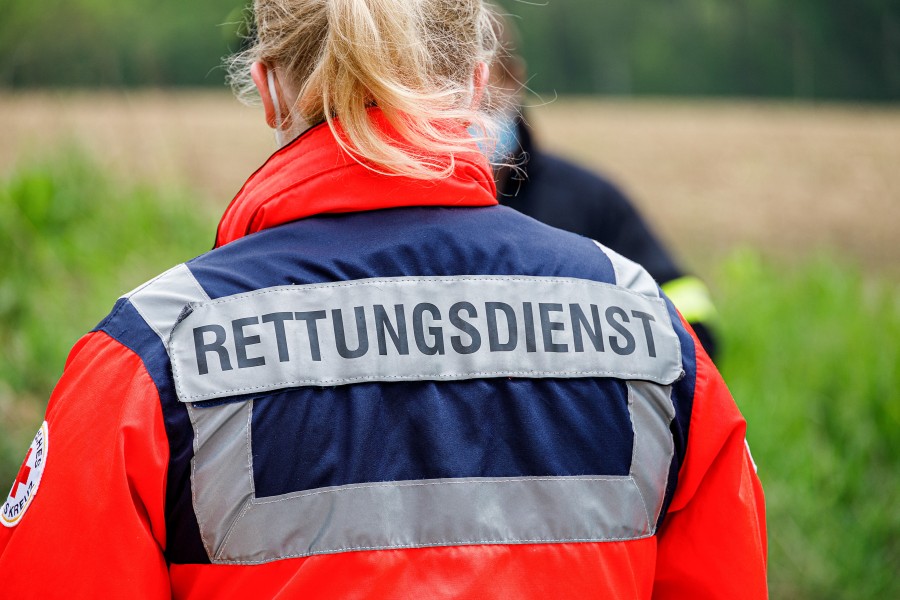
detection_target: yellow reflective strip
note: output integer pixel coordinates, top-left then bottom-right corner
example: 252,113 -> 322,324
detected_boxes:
661,276 -> 718,323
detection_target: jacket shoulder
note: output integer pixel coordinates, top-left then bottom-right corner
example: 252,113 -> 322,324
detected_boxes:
93,263 -> 211,391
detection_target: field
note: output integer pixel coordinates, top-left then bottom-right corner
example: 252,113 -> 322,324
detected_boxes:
1,92 -> 898,597
3,92 -> 899,272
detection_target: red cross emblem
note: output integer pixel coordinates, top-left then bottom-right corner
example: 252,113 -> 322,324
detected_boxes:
10,448 -> 33,497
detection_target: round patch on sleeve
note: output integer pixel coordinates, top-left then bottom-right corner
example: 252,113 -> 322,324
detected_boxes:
2,421 -> 49,527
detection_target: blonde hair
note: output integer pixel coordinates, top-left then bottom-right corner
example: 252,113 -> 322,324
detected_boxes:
228,0 -> 502,179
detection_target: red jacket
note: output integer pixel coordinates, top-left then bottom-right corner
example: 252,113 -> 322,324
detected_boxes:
0,118 -> 767,599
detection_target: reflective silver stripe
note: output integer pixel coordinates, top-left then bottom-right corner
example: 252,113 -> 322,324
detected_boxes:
596,242 -> 678,521
594,241 -> 661,299
628,381 -> 677,525
127,264 -> 210,343
187,379 -> 676,565
188,399 -> 255,561
168,276 -> 683,402
124,266 -> 678,564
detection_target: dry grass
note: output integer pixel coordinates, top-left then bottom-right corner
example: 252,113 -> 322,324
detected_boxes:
530,99 -> 900,274
0,91 -> 274,208
1,91 -> 898,273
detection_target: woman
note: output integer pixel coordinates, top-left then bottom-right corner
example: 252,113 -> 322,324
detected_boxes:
0,1 -> 767,598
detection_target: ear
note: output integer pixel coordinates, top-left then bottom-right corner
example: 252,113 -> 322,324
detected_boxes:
471,61 -> 490,108
251,61 -> 277,129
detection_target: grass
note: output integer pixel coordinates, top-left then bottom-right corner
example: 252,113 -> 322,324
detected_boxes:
0,150 -> 212,476
0,153 -> 898,598
715,250 -> 900,599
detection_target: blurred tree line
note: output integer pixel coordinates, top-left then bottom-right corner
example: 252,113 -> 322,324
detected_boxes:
0,0 -> 244,88
0,0 -> 897,100
498,0 -> 900,101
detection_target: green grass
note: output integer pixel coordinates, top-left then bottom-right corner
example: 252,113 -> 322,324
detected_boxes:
715,250 -> 900,599
0,155 -> 898,598
0,150 -> 213,479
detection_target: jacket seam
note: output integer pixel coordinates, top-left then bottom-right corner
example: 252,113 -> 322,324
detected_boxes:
214,534 -> 656,565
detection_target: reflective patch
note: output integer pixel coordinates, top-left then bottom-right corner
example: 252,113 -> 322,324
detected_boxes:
169,276 -> 683,402
127,264 -> 211,344
187,380 -> 675,564
598,242 -> 661,298
2,422 -> 49,528
661,276 -> 718,324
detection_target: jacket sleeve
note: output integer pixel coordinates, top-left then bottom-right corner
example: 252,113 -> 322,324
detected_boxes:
653,327 -> 768,599
0,331 -> 172,598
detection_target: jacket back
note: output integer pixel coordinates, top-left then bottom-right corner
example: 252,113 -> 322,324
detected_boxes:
0,125 -> 767,599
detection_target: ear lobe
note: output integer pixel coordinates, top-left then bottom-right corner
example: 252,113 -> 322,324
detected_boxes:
471,62 -> 490,108
251,61 -> 278,129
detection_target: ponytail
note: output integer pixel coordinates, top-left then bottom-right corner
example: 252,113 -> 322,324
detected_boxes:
228,0 -> 501,179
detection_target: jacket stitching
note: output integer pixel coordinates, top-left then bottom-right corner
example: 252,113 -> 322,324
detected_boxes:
175,368 -> 678,402
216,534 -> 656,565
186,276 -> 663,307
249,475 -> 628,505
212,401 -> 256,560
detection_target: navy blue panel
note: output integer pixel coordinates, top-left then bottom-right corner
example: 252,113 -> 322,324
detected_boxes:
656,294 -> 697,529
187,206 -> 616,300
94,300 -> 210,565
250,378 -> 633,498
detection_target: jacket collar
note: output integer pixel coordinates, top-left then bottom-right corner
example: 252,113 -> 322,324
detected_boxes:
215,111 -> 498,247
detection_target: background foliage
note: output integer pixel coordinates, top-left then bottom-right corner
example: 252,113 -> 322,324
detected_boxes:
497,0 -> 900,101
715,251 -> 900,598
1,0 -> 898,100
0,0 -> 245,87
0,153 -> 211,474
